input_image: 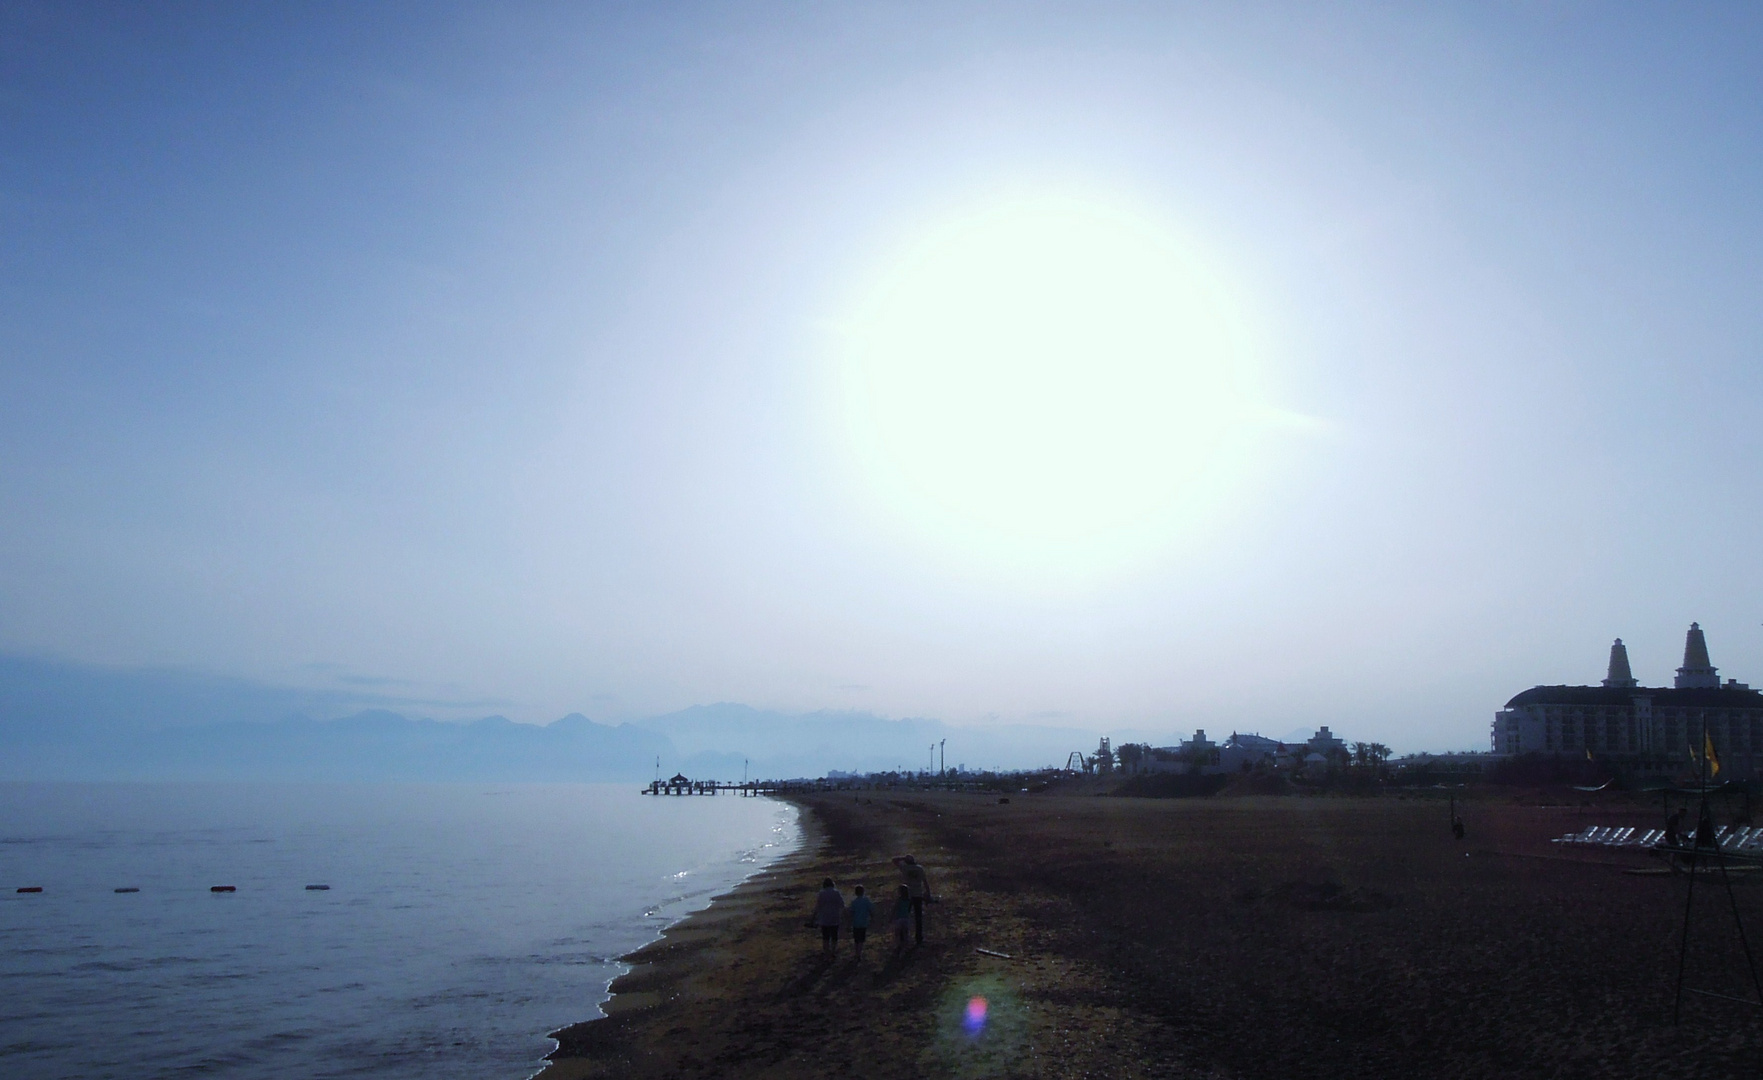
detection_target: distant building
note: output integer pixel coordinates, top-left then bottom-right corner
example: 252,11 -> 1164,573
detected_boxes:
1140,727 -> 1345,775
1305,726 -> 1347,758
1219,732 -> 1284,772
1139,729 -> 1218,773
1493,624 -> 1762,778
1180,729 -> 1217,759
1225,732 -> 1285,756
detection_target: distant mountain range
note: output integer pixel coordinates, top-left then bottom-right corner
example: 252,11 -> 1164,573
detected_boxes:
0,655 -> 1101,781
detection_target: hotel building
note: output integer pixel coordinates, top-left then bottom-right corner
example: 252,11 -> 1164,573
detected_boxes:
1493,624 -> 1763,778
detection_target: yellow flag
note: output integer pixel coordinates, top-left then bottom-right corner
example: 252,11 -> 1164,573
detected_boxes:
1705,733 -> 1720,778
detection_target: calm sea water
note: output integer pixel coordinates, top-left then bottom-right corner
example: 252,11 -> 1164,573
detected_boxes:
0,783 -> 797,1080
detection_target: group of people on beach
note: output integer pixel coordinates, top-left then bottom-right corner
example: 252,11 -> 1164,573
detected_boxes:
811,854 -> 932,960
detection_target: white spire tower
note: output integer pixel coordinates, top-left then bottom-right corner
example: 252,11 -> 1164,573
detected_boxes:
1673,622 -> 1720,689
1602,638 -> 1637,689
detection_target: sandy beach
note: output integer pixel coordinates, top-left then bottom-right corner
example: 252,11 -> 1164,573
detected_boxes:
541,786 -> 1763,1079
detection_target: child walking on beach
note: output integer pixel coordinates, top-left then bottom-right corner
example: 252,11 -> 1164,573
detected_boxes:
849,884 -> 873,962
891,884 -> 912,951
891,854 -> 932,944
813,878 -> 845,958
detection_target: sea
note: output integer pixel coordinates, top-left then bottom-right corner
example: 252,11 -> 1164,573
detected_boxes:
0,782 -> 797,1080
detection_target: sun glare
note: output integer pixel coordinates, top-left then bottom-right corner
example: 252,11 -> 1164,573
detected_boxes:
838,195 -> 1256,570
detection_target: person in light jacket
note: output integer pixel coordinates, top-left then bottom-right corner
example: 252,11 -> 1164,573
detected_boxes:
813,878 -> 845,957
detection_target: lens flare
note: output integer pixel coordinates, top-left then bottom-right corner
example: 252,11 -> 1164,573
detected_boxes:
963,995 -> 988,1035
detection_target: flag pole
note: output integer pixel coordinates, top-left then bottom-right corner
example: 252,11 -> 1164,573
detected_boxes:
1674,719 -> 1703,1024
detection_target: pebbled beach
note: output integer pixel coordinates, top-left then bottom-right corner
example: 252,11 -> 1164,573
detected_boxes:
541,787 -> 1762,1080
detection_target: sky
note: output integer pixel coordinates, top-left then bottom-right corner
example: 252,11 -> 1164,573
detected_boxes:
4,2 -> 1763,753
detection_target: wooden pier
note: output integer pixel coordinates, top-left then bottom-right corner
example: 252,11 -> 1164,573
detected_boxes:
642,775 -> 777,797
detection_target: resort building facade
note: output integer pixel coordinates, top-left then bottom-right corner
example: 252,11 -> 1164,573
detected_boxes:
1493,623 -> 1763,778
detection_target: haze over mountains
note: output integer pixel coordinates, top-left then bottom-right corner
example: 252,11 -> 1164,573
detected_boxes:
0,656 -> 1099,781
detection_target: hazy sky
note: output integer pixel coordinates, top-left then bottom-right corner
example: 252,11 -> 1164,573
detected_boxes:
5,3 -> 1763,751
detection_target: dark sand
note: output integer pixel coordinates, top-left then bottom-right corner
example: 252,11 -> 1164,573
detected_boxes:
541,787 -> 1762,1079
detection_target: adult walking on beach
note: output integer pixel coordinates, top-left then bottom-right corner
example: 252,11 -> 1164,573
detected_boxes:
891,854 -> 931,945
813,878 -> 845,958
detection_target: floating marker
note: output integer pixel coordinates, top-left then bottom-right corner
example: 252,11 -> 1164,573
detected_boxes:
304,884 -> 330,891
210,885 -> 236,893
17,886 -> 43,894
114,887 -> 140,894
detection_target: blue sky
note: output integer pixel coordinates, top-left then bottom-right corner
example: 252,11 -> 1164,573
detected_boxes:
4,2 -> 1763,751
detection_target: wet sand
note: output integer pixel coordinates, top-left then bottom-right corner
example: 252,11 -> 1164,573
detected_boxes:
540,787 -> 1762,1079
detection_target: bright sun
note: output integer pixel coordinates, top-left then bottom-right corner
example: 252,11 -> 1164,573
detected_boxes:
838,195 -> 1255,567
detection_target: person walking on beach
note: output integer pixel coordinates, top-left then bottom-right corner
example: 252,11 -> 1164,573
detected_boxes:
891,854 -> 931,945
814,878 -> 845,958
891,884 -> 912,951
849,884 -> 873,962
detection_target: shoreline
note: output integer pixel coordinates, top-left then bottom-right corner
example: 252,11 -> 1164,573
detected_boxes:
533,796 -> 826,1080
